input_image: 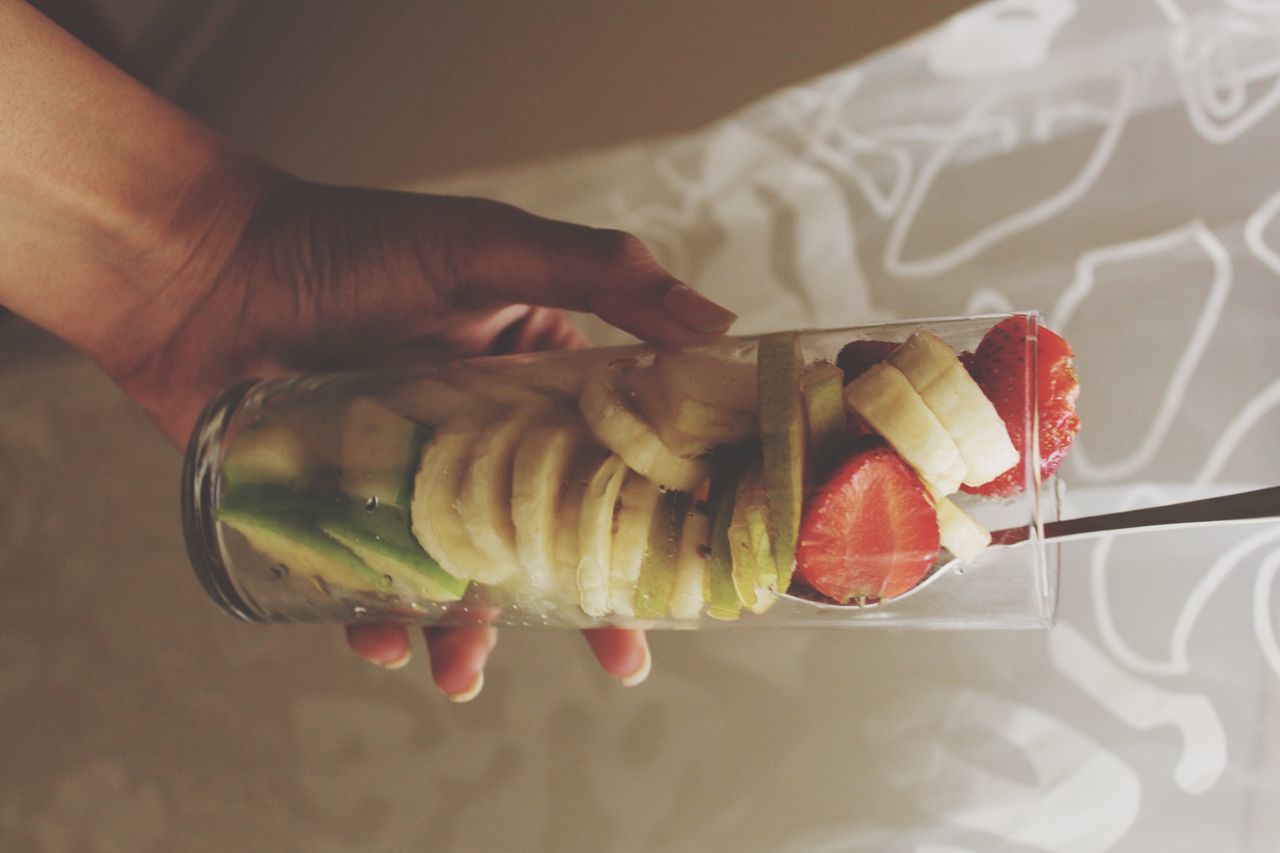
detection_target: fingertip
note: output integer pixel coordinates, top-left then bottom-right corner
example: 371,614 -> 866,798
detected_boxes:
618,641 -> 651,687
424,625 -> 498,701
382,650 -> 413,670
345,623 -> 413,669
582,628 -> 651,685
592,277 -> 736,346
447,672 -> 485,703
661,284 -> 737,336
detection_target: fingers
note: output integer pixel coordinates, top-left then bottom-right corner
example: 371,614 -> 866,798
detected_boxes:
349,622 -> 650,696
438,201 -> 736,345
489,306 -> 591,354
582,628 -> 651,686
423,625 -> 498,702
345,623 -> 413,669
346,622 -> 496,702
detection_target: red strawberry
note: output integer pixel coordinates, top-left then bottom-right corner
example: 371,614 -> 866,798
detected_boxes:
836,340 -> 898,438
962,316 -> 1080,498
795,443 -> 940,603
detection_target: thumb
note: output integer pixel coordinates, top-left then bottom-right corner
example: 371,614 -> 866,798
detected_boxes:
431,198 -> 737,344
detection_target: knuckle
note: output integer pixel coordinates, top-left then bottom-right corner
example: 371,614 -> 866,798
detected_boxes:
592,229 -> 653,269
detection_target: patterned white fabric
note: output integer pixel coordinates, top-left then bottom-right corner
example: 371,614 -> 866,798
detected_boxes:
2,1 -> 1278,849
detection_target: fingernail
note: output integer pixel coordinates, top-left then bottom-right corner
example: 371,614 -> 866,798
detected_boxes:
663,285 -> 737,334
447,672 -> 484,703
618,643 -> 651,687
380,650 -> 412,670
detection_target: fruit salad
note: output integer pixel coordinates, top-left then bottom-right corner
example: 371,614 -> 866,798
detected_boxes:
185,314 -> 1078,628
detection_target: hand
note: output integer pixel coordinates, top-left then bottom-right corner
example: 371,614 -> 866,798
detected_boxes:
0,4 -> 736,700
101,167 -> 736,701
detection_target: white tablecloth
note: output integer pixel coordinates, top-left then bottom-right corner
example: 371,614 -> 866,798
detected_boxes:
3,1 -> 1279,850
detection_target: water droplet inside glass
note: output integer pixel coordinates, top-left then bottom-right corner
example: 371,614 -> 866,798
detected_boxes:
380,574 -> 394,588
352,605 -> 368,617
364,496 -> 379,512
269,563 -> 289,580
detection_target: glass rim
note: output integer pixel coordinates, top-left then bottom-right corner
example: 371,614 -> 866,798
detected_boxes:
182,378 -> 268,623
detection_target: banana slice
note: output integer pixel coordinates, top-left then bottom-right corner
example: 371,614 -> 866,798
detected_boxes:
609,474 -> 663,617
579,361 -> 711,492
655,349 -> 758,411
450,366 -> 565,409
889,331 -> 1018,488
927,488 -> 992,564
576,454 -> 628,617
670,504 -> 711,620
843,363 -> 968,495
552,448 -> 606,598
459,409 -> 545,572
383,376 -> 502,425
625,368 -> 716,459
465,356 -> 588,399
410,418 -> 510,584
512,419 -> 591,590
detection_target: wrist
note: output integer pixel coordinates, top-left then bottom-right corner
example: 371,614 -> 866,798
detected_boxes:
0,1 -> 272,373
89,147 -> 277,375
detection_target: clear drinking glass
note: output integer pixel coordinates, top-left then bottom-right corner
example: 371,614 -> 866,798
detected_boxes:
183,313 -> 1058,629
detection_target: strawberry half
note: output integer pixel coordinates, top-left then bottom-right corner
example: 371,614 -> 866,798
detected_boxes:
795,442 -> 940,603
961,316 -> 1080,498
836,340 -> 898,439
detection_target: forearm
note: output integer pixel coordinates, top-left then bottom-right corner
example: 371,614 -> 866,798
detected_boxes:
0,0 -> 262,367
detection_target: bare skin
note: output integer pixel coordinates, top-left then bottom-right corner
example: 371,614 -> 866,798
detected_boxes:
0,1 -> 735,700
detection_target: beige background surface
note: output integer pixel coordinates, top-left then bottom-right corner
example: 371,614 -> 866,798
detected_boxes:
45,0 -> 970,183
174,1 -> 973,185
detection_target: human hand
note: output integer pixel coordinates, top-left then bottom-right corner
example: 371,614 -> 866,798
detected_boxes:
101,167 -> 736,700
0,3 -> 735,700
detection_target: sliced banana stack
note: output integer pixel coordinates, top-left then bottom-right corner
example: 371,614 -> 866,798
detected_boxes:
579,360 -> 711,492
576,454 -> 629,617
552,448 -> 607,603
459,409 -> 545,572
511,419 -> 592,591
411,417 -> 513,585
888,331 -> 1018,488
608,474 -> 664,617
625,368 -> 716,459
844,362 -> 968,496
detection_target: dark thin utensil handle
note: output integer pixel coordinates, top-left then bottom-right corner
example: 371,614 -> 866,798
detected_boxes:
991,485 -> 1280,547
